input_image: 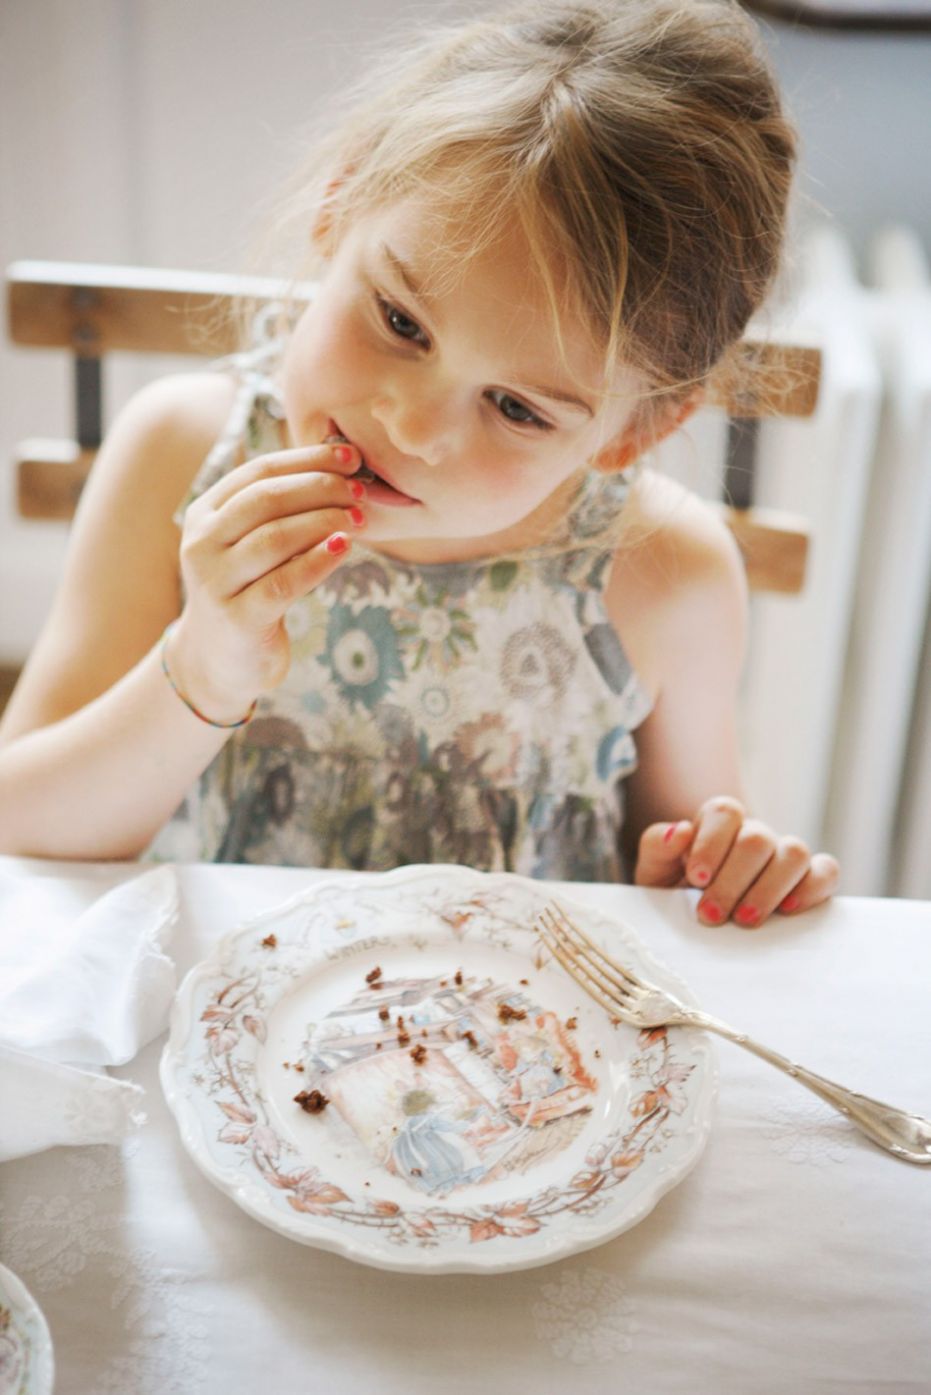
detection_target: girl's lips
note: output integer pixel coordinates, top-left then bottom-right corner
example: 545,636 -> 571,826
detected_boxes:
325,420 -> 421,508
363,478 -> 421,508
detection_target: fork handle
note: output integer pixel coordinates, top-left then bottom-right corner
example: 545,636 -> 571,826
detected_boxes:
686,1010 -> 931,1165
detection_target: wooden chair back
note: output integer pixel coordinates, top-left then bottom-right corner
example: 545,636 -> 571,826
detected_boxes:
6,259 -> 821,593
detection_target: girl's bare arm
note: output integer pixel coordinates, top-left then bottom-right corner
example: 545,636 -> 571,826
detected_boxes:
0,373 -> 363,859
0,374 -> 239,857
607,471 -> 839,924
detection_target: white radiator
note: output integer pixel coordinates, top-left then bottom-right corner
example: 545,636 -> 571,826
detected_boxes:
824,227 -> 931,899
657,223 -> 931,899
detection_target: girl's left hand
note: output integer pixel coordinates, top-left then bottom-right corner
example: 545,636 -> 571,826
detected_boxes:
634,795 -> 840,927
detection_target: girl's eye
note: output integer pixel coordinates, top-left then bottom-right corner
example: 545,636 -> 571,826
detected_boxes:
376,294 -> 429,348
487,390 -> 553,432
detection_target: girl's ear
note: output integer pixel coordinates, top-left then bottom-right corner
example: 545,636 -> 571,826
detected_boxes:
310,166 -> 356,255
590,389 -> 704,474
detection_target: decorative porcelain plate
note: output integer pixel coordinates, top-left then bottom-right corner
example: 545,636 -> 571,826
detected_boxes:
0,1265 -> 54,1395
161,865 -> 715,1273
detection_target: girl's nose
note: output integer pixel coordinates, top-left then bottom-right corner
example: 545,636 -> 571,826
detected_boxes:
370,392 -> 451,467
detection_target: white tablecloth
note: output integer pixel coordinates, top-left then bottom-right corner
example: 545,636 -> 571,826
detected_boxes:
1,857 -> 929,1394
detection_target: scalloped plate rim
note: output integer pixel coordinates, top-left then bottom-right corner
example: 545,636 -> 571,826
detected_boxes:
160,864 -> 717,1274
0,1262 -> 55,1395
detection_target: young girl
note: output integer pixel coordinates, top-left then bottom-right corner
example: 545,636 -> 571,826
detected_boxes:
0,0 -> 839,926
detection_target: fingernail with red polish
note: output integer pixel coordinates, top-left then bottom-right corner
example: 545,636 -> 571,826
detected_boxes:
334,445 -> 354,464
736,904 -> 760,927
348,506 -> 365,528
699,900 -> 723,923
692,867 -> 710,885
663,822 -> 678,844
780,894 -> 801,913
326,532 -> 349,555
349,478 -> 367,500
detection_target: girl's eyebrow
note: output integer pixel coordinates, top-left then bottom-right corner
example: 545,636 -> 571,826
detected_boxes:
512,379 -> 594,418
381,242 -> 594,419
382,243 -> 430,305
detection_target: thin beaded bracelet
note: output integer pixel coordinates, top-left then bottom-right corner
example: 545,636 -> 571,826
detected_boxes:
160,622 -> 257,730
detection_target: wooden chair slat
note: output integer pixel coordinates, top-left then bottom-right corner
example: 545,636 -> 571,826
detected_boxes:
7,261 -> 282,357
16,439 -> 95,521
718,503 -> 810,595
707,342 -> 821,419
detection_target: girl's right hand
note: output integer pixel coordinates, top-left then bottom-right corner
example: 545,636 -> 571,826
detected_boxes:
165,440 -> 366,724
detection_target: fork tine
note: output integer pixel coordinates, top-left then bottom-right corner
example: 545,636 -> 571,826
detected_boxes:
541,902 -> 644,996
537,903 -> 643,1021
536,910 -> 624,1020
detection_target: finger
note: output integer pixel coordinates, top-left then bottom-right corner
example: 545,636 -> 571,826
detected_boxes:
208,451 -> 365,546
634,820 -> 694,887
777,852 -> 841,915
202,441 -> 362,513
684,796 -> 745,890
729,835 -> 812,928
694,818 -> 778,925
234,530 -> 354,627
224,503 -> 366,597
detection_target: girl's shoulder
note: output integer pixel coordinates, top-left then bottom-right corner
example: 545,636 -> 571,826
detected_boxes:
613,468 -> 746,583
606,468 -> 748,698
107,369 -> 238,498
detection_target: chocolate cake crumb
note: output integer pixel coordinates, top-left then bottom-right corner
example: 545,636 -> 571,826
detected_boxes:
498,1002 -> 527,1023
294,1088 -> 329,1114
261,934 -> 278,949
519,978 -> 529,986
566,1016 -> 578,1030
454,969 -> 464,987
366,966 -> 383,985
462,1030 -> 479,1050
410,1043 -> 428,1064
397,1030 -> 411,1047
378,1006 -> 391,1022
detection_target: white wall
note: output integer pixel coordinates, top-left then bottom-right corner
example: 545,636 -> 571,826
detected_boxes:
762,18 -> 931,256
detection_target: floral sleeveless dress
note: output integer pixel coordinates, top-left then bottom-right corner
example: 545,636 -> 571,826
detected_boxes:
147,339 -> 653,881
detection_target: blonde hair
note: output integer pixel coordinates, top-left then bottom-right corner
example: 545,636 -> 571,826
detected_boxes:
251,0 -> 796,437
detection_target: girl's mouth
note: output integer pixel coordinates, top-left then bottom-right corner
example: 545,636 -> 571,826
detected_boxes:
324,424 -> 420,508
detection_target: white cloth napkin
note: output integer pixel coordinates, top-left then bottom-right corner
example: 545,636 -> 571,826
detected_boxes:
0,865 -> 178,1160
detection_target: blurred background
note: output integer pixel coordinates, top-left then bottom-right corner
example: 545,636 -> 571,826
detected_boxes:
1,0 -> 930,895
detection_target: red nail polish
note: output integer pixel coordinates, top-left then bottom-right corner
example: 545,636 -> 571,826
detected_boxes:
334,445 -> 354,464
349,478 -> 366,500
326,532 -> 349,555
736,904 -> 760,926
693,867 -> 710,885
780,894 -> 801,913
348,506 -> 365,528
663,823 -> 678,844
699,900 -> 722,923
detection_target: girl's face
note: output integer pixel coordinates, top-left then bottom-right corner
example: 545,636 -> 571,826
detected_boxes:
280,196 -> 639,563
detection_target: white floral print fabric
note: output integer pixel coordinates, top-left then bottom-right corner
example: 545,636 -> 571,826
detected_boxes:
149,340 -> 652,880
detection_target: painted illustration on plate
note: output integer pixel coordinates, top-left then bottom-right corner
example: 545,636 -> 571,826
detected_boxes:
298,970 -> 598,1195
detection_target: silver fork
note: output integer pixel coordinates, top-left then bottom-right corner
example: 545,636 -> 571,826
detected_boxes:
537,902 -> 931,1166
